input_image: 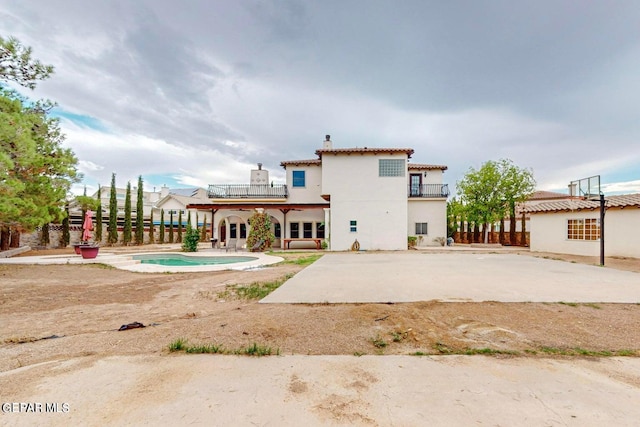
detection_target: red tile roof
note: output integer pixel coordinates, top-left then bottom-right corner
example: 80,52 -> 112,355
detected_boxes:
526,193 -> 640,213
280,159 -> 322,167
408,163 -> 448,171
527,190 -> 571,201
315,147 -> 415,158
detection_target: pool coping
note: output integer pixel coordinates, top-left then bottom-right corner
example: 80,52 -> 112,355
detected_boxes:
0,251 -> 284,273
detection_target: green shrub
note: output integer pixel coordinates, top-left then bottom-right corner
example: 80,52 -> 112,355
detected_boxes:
182,226 -> 200,252
407,236 -> 417,248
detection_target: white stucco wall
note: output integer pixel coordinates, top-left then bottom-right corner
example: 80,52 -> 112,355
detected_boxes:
322,154 -> 408,251
285,165 -> 324,204
530,208 -> 640,258
407,199 -> 447,246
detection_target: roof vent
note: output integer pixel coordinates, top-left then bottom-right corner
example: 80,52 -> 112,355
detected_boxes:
323,134 -> 333,150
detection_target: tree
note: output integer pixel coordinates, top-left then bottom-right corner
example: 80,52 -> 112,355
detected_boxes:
1,36 -> 79,249
200,215 -> 207,242
60,203 -> 70,248
107,173 -> 118,245
182,226 -> 200,252
457,159 -> 535,245
159,209 -> 165,243
148,210 -> 155,244
176,210 -> 183,243
122,181 -> 132,245
135,176 -> 144,244
168,211 -> 174,243
447,198 -> 465,240
95,185 -> 102,243
246,210 -> 274,251
40,223 -> 50,246
1,36 -> 53,89
498,159 -> 535,246
457,161 -> 505,244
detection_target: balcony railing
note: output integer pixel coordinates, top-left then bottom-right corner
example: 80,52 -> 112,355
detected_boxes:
207,184 -> 289,199
408,184 -> 449,198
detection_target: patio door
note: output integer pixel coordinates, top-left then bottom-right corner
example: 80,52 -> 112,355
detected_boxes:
410,174 -> 422,197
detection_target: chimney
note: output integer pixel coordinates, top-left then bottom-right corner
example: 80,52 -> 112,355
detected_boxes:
323,134 -> 333,149
160,185 -> 169,198
251,163 -> 269,184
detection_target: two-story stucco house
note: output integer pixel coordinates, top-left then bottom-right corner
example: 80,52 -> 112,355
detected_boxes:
187,136 -> 449,251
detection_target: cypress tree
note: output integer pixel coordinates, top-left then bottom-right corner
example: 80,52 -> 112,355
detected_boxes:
200,215 -> 207,242
169,211 -> 174,243
135,176 -> 144,244
159,209 -> 165,243
188,211 -> 192,228
61,202 -> 70,247
177,210 -> 183,243
40,223 -> 50,246
148,210 -> 155,244
123,181 -> 132,245
108,173 -> 118,245
95,185 -> 103,243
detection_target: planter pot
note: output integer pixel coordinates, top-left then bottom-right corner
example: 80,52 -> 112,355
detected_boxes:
73,243 -> 85,255
80,246 -> 100,259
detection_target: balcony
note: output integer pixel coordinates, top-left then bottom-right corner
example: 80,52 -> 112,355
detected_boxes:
207,184 -> 289,199
408,184 -> 449,198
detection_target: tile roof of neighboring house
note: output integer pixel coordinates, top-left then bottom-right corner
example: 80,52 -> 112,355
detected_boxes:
156,194 -> 213,208
280,159 -> 322,167
169,188 -> 204,198
527,190 -> 571,200
408,163 -> 448,171
526,193 -> 640,213
315,147 -> 415,158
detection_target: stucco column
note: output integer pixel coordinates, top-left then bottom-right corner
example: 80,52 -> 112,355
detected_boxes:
323,208 -> 331,250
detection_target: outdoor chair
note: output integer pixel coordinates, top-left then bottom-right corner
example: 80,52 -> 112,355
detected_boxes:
250,239 -> 265,251
225,239 -> 237,252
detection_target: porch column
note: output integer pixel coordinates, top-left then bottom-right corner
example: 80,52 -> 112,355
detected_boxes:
323,208 -> 331,251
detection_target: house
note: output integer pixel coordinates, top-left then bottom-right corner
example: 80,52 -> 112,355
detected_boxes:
153,188 -> 213,231
187,136 -> 449,250
526,193 -> 640,258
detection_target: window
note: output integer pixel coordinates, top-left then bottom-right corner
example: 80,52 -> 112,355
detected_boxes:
350,220 -> 357,232
303,222 -> 313,238
379,159 -> 405,177
415,222 -> 428,235
316,223 -> 325,239
274,223 -> 281,238
290,222 -> 299,238
292,170 -> 306,187
240,223 -> 247,239
567,218 -> 600,240
230,223 -> 237,239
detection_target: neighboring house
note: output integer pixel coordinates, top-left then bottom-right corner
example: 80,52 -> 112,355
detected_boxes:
502,190 -> 575,234
187,136 -> 449,250
526,193 -> 640,258
153,190 -> 213,229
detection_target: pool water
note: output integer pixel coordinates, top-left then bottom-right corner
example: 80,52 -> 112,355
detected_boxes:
132,254 -> 258,267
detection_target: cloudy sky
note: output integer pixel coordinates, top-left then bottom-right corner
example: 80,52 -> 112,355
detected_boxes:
2,0 -> 639,196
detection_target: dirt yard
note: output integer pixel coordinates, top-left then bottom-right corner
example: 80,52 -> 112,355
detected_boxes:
1,248 -> 639,395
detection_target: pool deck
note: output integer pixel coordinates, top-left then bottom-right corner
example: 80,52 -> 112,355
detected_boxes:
0,250 -> 283,273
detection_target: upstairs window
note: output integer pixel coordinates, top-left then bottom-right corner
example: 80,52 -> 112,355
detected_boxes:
350,220 -> 357,232
292,170 -> 306,187
379,159 -> 405,177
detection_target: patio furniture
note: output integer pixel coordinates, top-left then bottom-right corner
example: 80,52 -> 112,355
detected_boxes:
225,239 -> 237,252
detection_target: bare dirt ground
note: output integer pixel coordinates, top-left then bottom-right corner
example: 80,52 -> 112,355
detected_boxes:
1,248 -> 639,397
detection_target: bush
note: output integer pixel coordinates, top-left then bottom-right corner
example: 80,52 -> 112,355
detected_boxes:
182,226 -> 200,252
246,211 -> 274,252
407,236 -> 417,249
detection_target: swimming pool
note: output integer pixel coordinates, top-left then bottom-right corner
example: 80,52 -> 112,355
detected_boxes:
132,253 -> 258,267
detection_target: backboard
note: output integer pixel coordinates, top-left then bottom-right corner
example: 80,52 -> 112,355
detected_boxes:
568,175 -> 601,200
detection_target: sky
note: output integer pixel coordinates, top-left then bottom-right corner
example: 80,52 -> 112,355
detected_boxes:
2,0 -> 639,197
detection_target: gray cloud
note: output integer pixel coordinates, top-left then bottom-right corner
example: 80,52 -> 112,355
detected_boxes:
2,0 -> 639,195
